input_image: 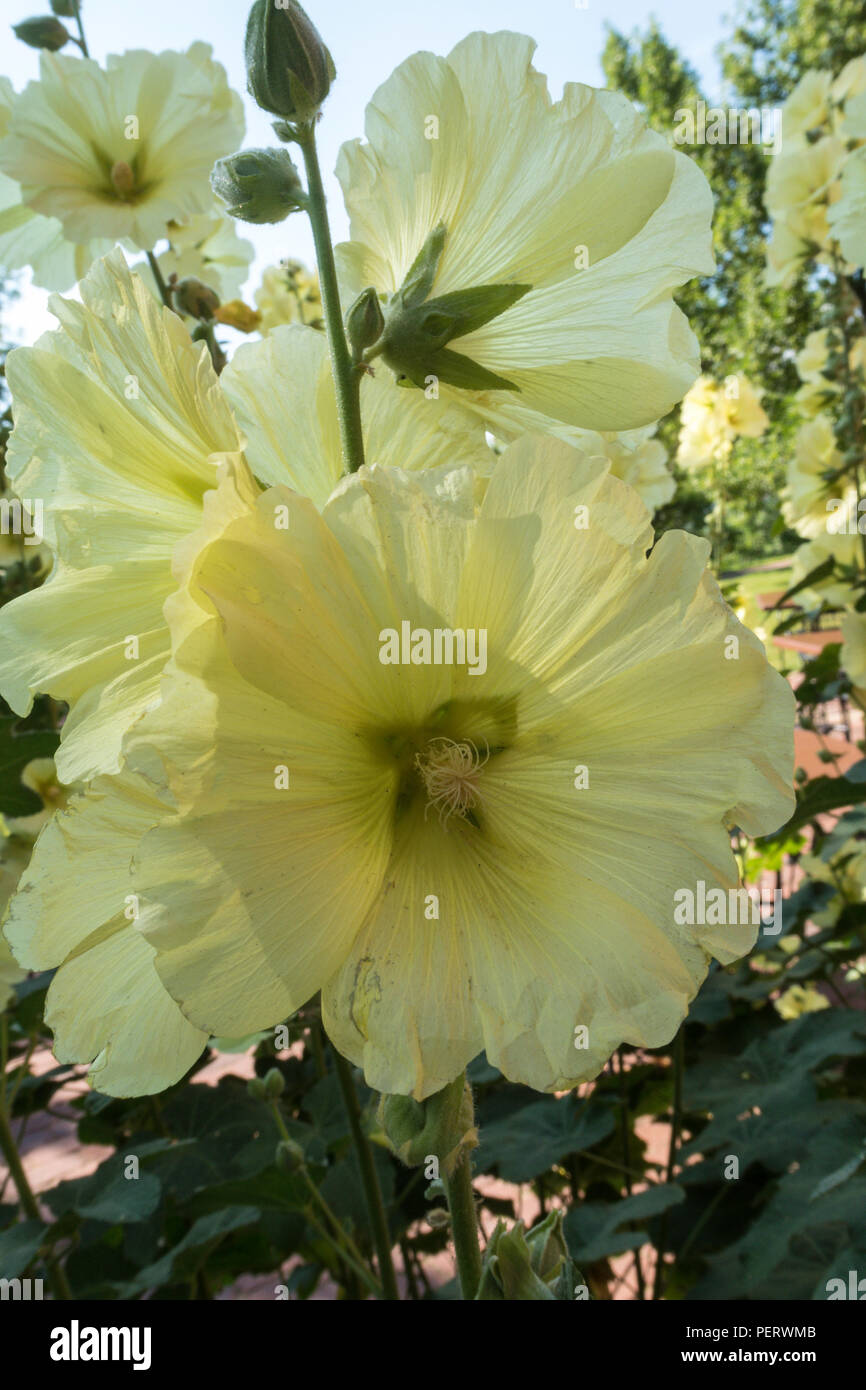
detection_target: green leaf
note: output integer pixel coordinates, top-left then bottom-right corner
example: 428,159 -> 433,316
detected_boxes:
477,1096 -> 615,1181
0,719 -> 60,816
120,1205 -> 260,1294
564,1184 -> 685,1263
0,1219 -> 48,1278
43,1152 -> 162,1224
780,770 -> 866,836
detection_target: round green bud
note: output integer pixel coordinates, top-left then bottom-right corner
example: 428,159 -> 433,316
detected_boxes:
263,1067 -> 285,1099
211,147 -> 305,225
12,15 -> 70,50
247,1077 -> 268,1101
49,0 -> 78,15
244,0 -> 336,125
275,1137 -> 306,1174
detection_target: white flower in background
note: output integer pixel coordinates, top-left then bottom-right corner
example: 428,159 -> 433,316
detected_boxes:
828,146 -> 866,269
677,374 -> 768,469
155,211 -> 255,304
782,415 -> 847,538
0,44 -> 244,251
253,260 -> 323,333
781,69 -> 833,145
0,75 -> 113,290
335,31 -> 714,434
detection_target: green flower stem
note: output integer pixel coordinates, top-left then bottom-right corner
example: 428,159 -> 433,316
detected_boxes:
332,1047 -> 400,1300
71,0 -> 89,58
296,124 -> 366,475
443,1146 -> 483,1299
268,1100 -> 383,1297
0,1019 -> 71,1300
146,251 -> 173,310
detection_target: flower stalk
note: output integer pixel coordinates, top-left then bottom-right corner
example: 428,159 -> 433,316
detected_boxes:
295,123 -> 366,475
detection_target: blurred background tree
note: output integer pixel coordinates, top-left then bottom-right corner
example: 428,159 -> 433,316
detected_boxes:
602,2 -> 865,566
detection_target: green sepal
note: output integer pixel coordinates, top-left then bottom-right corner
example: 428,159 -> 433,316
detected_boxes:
421,281 -> 531,341
379,1075 -> 478,1178
475,1212 -> 582,1300
399,222 -> 447,307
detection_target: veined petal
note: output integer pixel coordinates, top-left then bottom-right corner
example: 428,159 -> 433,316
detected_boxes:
0,249 -> 240,779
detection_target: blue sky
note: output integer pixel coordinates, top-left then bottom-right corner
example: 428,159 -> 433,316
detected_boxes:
2,0 -> 740,341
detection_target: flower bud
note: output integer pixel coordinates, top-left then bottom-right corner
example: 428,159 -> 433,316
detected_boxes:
49,0 -> 78,14
12,15 -> 70,50
247,1076 -> 268,1101
475,1213 -> 579,1301
244,0 -> 336,125
346,287 -> 384,361
174,277 -> 221,321
211,147 -> 305,225
262,1066 -> 285,1099
275,1137 -> 306,1173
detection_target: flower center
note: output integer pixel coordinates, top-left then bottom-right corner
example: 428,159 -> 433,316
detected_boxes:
414,738 -> 488,825
110,161 -> 136,200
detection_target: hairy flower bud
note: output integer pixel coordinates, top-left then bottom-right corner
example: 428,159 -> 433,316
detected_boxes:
346,287 -> 384,361
174,277 -> 221,321
12,15 -> 70,50
211,147 -> 305,225
244,0 -> 335,124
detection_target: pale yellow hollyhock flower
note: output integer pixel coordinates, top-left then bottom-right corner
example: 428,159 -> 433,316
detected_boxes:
156,211 -> 255,304
487,407 -> 675,513
0,249 -> 242,783
0,470 -> 264,1094
765,214 -> 818,288
120,438 -> 793,1100
765,136 -> 845,224
336,32 -> 714,433
222,324 -> 495,508
2,768 -> 209,1092
0,44 -> 244,250
568,425 -> 674,511
796,328 -> 832,384
0,935 -> 25,1011
840,87 -> 866,140
774,983 -> 831,1021
0,76 -> 113,291
676,375 -> 721,469
717,374 -> 769,439
782,415 -> 847,538
828,146 -> 866,269
677,374 -> 767,470
800,835 -> 866,926
1,758 -> 68,1008
789,530 -> 860,610
832,57 -> 866,106
780,70 -> 833,145
254,261 -> 323,333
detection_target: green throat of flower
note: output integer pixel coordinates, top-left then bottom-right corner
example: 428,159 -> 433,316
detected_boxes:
372,696 -> 517,832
